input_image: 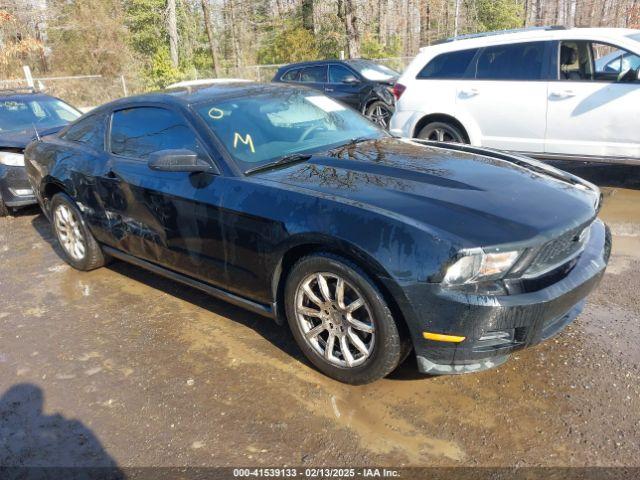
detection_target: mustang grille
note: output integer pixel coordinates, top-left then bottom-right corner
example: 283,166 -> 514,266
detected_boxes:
525,223 -> 591,278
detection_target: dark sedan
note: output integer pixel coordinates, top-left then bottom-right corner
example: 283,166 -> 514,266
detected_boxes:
0,89 -> 81,216
25,83 -> 610,384
273,59 -> 398,128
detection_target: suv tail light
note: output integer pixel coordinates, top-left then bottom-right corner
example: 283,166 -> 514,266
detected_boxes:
393,83 -> 406,100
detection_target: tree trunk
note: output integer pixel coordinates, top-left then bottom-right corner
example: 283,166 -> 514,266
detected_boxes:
167,0 -> 179,67
302,0 -> 314,31
341,0 -> 360,59
201,0 -> 221,77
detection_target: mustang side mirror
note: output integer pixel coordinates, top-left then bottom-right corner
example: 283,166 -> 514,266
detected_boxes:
342,75 -> 360,85
148,149 -> 217,174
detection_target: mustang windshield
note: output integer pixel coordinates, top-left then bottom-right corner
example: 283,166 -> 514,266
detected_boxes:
195,90 -> 385,171
0,97 -> 80,133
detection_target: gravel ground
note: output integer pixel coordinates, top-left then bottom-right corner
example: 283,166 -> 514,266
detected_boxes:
0,168 -> 638,470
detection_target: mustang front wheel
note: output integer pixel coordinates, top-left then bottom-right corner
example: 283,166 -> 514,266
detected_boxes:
51,193 -> 106,271
285,253 -> 403,384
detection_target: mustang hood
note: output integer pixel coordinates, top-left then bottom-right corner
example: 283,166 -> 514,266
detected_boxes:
0,125 -> 65,150
254,138 -> 600,247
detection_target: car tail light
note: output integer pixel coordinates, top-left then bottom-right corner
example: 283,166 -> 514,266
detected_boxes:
393,83 -> 406,100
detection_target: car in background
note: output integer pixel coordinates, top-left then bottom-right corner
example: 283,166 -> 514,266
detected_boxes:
390,27 -> 640,164
25,82 -> 610,384
273,59 -> 399,128
0,88 -> 81,216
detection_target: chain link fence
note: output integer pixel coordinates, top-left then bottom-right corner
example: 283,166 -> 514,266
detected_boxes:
1,56 -> 414,110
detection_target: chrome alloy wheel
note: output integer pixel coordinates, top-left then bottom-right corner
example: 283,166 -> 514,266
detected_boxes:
54,204 -> 86,261
295,272 -> 375,368
368,104 -> 392,128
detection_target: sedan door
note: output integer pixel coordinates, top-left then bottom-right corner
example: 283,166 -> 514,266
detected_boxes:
455,41 -> 551,153
545,40 -> 640,159
102,105 -> 229,285
325,64 -> 367,110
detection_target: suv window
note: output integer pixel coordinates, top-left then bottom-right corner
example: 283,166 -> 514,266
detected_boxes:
281,68 -> 301,82
559,41 -> 640,82
417,48 -> 478,79
61,114 -> 106,151
299,65 -> 327,83
110,107 -> 204,159
476,42 -> 546,80
329,64 -> 356,83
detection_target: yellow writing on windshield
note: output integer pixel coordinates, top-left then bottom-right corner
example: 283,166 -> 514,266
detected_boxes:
208,107 -> 224,120
233,132 -> 255,153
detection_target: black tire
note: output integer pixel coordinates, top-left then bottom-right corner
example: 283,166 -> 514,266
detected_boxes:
0,192 -> 9,217
50,193 -> 106,271
365,100 -> 394,129
417,121 -> 467,143
284,253 -> 403,384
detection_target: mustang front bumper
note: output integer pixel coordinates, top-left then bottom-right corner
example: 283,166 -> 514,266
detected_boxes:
405,219 -> 611,375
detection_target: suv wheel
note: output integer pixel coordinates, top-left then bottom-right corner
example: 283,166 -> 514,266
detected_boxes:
417,121 -> 466,143
51,193 -> 106,271
0,192 -> 9,217
365,101 -> 393,129
284,253 -> 403,384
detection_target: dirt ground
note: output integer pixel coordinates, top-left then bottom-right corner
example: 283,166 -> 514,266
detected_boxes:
0,163 -> 639,469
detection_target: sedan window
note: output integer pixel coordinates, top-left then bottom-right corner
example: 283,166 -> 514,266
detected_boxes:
110,107 -> 205,159
0,97 -> 80,133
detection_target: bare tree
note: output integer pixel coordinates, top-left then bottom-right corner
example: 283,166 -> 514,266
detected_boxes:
341,0 -> 360,58
167,0 -> 179,67
201,0 -> 221,76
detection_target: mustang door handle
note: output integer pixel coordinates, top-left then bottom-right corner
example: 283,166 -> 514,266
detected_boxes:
549,90 -> 576,99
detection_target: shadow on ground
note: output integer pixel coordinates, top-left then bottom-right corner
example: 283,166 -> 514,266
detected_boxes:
0,383 -> 124,478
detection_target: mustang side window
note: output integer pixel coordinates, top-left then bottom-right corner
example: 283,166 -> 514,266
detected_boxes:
110,107 -> 205,160
61,114 -> 106,151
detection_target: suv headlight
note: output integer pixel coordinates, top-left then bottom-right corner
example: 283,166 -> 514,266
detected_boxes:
0,151 -> 25,167
444,250 -> 521,285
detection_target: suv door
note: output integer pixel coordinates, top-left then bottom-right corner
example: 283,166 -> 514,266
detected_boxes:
456,41 -> 551,152
326,64 -> 366,109
545,40 -> 640,159
104,106 -> 227,283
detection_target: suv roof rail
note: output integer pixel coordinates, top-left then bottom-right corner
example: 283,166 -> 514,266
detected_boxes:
0,86 -> 38,95
432,25 -> 568,45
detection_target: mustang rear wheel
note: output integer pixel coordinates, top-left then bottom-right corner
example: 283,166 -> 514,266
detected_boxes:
285,253 -> 403,384
51,193 -> 106,271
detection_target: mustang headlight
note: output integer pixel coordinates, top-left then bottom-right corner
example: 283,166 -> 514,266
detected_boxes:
0,151 -> 25,167
444,250 -> 521,285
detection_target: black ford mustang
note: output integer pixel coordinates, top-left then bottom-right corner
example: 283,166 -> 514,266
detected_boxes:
25,83 -> 610,384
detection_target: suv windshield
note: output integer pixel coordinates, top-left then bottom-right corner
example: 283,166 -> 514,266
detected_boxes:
0,96 -> 80,134
346,60 -> 399,81
195,90 -> 385,171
